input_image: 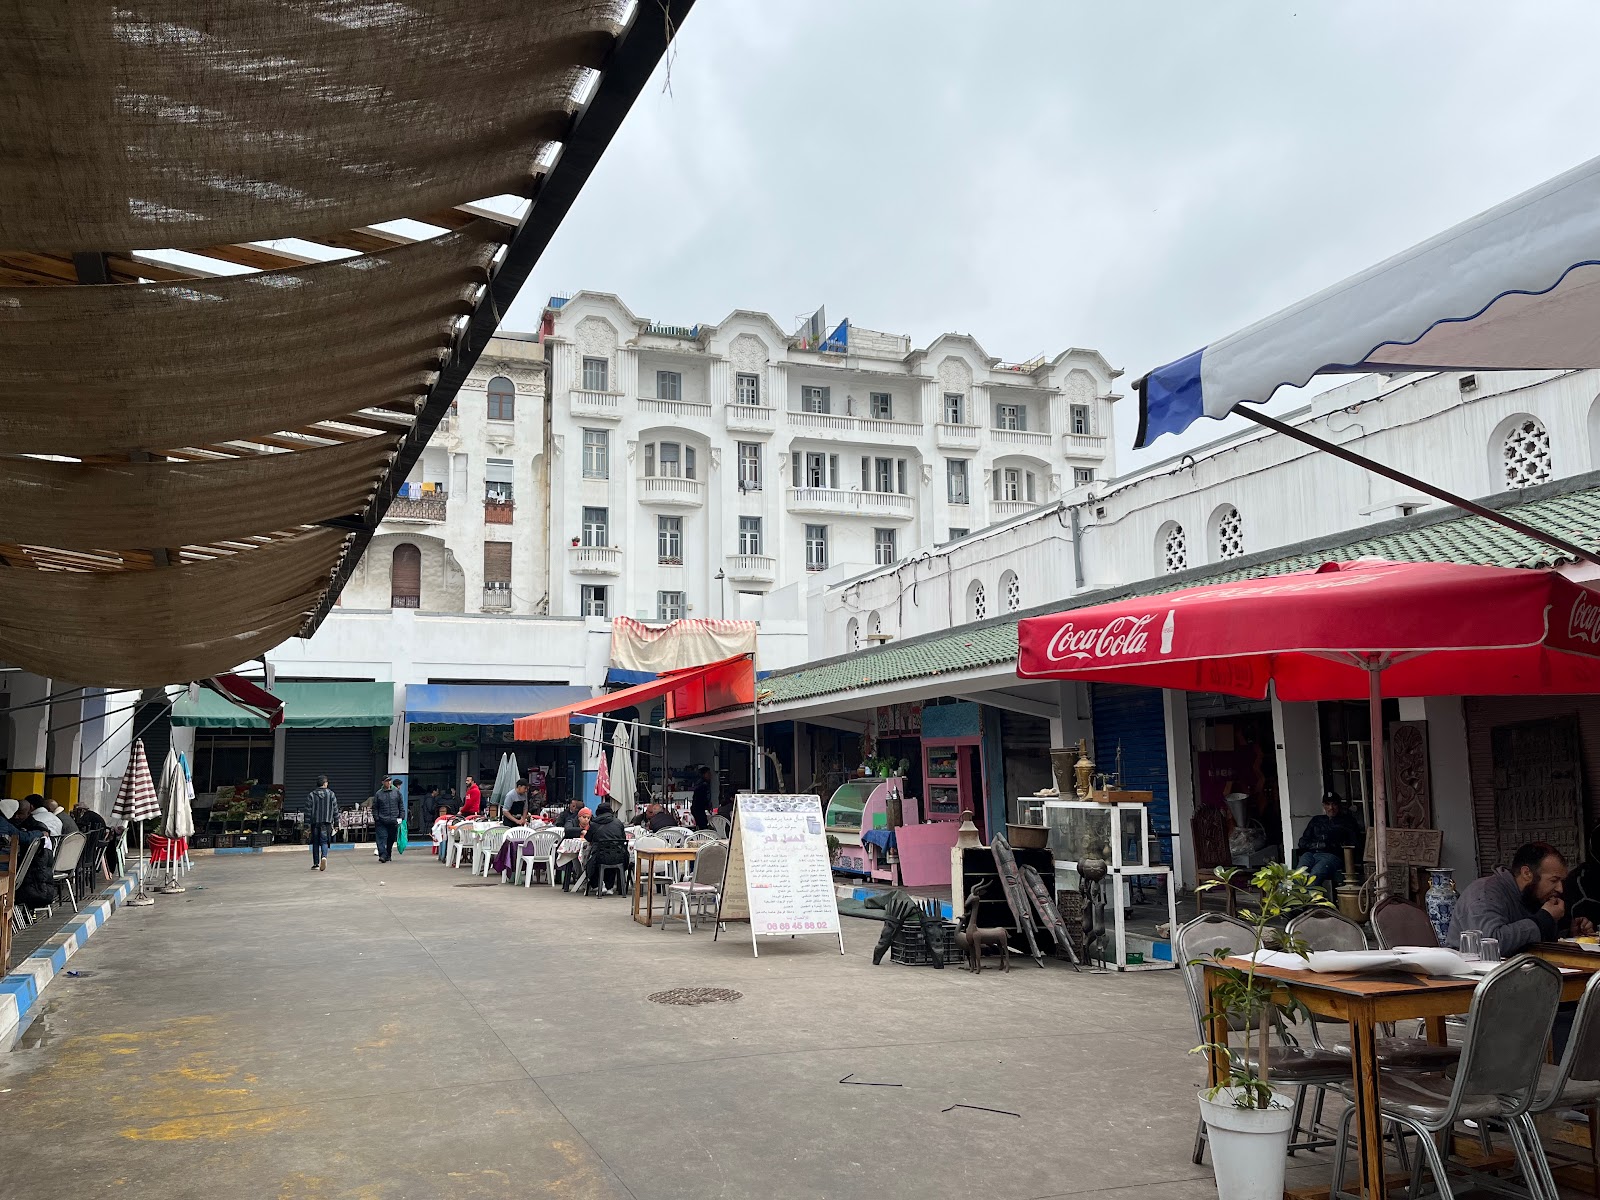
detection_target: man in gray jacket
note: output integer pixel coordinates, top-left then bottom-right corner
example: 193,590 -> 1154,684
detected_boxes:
371,777 -> 406,864
1447,841 -> 1595,954
306,776 -> 338,872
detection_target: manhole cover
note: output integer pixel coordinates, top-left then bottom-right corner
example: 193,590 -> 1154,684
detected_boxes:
453,880 -> 503,887
647,987 -> 742,1006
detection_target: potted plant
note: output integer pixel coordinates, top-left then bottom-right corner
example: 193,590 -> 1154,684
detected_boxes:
1190,861 -> 1329,1200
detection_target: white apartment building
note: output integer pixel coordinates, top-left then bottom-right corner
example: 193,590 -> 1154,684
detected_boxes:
541,292 -> 1120,631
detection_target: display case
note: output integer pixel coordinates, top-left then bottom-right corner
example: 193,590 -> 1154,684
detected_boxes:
1042,799 -> 1175,972
923,736 -> 981,834
825,776 -> 904,882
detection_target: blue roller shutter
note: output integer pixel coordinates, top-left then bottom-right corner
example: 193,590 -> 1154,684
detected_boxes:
1090,684 -> 1170,864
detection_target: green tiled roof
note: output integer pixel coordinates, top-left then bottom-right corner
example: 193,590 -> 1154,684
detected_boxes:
761,483 -> 1600,706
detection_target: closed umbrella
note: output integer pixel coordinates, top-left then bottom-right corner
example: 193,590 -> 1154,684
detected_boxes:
488,751 -> 518,814
594,739 -> 611,805
610,723 -> 637,823
112,737 -> 162,906
155,746 -> 193,894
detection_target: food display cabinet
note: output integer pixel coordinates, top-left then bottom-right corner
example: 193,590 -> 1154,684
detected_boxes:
1043,799 -> 1176,972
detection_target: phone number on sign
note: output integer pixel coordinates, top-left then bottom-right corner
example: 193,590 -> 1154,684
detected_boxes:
759,920 -> 828,932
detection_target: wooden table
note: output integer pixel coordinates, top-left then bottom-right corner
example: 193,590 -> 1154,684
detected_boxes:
1203,947 -> 1598,1200
631,847 -> 698,927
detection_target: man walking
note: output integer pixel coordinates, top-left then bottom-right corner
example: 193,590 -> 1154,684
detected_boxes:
372,776 -> 405,864
306,775 -> 338,872
691,766 -> 713,830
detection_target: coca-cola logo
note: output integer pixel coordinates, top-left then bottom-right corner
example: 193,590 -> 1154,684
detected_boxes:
1044,612 -> 1170,662
1569,593 -> 1600,645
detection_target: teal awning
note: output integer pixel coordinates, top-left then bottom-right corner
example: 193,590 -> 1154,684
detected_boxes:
172,682 -> 394,729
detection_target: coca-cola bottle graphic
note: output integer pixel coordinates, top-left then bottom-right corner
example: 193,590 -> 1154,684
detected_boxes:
1159,609 -> 1175,655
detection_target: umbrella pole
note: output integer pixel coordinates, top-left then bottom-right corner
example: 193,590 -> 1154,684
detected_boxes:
1368,665 -> 1389,900
126,820 -> 155,906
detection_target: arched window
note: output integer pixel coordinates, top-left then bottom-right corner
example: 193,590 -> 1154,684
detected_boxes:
1159,522 -> 1187,574
487,375 -> 515,422
1001,570 -> 1021,612
1500,415 -> 1552,489
968,579 -> 987,622
870,611 -> 883,641
1214,505 -> 1244,560
846,618 -> 860,652
391,543 -> 421,609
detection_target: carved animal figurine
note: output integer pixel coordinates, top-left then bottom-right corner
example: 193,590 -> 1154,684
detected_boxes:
955,882 -> 1011,973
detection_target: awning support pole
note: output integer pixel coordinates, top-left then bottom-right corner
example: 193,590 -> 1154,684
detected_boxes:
1239,409 -> 1600,567
1368,663 -> 1389,901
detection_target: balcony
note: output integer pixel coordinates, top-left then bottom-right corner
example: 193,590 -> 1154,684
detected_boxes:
789,409 -> 922,438
483,499 -> 514,525
992,427 -> 1051,449
386,494 -> 447,523
725,403 -> 777,434
786,487 -> 915,520
725,553 -> 776,584
935,422 -> 980,450
639,396 -> 713,419
571,390 -> 622,420
992,499 -> 1040,518
638,475 -> 705,507
568,545 -> 622,575
1063,431 -> 1109,458
481,585 -> 512,611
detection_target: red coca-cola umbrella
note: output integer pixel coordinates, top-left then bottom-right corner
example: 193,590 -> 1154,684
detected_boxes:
1017,559 -> 1600,885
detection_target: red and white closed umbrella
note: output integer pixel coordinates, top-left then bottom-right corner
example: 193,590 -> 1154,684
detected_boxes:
112,737 -> 162,904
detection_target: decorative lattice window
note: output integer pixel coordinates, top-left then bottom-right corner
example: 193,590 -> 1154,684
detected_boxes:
1216,507 -> 1244,560
970,581 -> 987,621
1502,417 -> 1552,489
1162,524 -> 1187,574
847,618 -> 859,651
1003,571 -> 1021,612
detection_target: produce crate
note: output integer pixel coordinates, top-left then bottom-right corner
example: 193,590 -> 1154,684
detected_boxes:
249,832 -> 273,847
890,919 -> 961,966
228,833 -> 252,848
190,834 -> 215,850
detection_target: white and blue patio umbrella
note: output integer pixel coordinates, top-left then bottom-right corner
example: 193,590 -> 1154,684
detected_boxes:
1136,153 -> 1600,448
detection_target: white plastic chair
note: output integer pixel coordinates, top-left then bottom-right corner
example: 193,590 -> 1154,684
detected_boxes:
519,828 -> 561,887
49,833 -> 87,911
688,830 -> 719,847
632,835 -> 677,897
447,824 -> 476,869
495,827 -> 536,880
709,815 -> 732,839
663,841 -> 726,934
657,826 -> 692,848
472,825 -> 508,876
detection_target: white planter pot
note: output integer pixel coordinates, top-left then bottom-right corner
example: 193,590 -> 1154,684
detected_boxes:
1198,1089 -> 1294,1200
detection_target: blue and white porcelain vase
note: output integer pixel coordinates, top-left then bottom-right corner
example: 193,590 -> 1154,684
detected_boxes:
1425,868 -> 1457,945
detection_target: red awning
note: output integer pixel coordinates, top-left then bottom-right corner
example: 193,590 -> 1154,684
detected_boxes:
513,654 -> 755,741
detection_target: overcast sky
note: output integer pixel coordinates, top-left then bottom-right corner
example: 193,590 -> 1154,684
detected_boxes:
511,0 -> 1600,469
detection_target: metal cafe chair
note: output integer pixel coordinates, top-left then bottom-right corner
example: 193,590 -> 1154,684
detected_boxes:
1176,913 -> 1349,1165
1331,955 -> 1562,1200
1523,968 -> 1600,1200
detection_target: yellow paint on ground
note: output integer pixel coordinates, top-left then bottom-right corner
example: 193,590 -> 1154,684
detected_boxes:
121,1106 -> 310,1142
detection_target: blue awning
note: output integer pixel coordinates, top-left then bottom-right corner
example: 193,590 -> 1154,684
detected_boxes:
404,684 -> 593,727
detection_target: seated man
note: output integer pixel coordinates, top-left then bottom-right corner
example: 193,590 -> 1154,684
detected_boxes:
1294,792 -> 1360,890
583,800 -> 629,894
645,802 -> 675,834
1447,841 -> 1596,954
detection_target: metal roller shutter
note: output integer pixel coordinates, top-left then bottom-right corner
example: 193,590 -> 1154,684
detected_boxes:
284,727 -> 379,815
1091,683 -> 1171,862
136,700 -> 172,782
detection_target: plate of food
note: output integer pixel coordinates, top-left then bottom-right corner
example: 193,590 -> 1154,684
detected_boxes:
1560,936 -> 1600,952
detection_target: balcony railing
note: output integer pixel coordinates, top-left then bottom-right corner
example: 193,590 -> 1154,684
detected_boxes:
786,487 -> 915,520
481,586 -> 512,611
992,499 -> 1039,518
571,389 -> 622,419
725,553 -> 776,583
725,403 -> 777,432
484,499 -> 514,525
935,422 -> 980,450
992,427 -> 1051,448
639,396 -> 713,418
638,475 -> 705,507
568,545 -> 622,575
788,409 -> 921,437
1063,432 -> 1109,457
386,494 -> 448,523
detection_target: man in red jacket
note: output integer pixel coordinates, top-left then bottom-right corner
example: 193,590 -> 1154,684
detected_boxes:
460,776 -> 482,818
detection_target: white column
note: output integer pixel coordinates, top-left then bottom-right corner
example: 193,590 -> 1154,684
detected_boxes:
1271,688 -> 1325,862
7,672 -> 51,797
1163,689 -> 1195,888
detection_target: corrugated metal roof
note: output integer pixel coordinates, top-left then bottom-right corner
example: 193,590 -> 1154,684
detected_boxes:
762,483 -> 1600,705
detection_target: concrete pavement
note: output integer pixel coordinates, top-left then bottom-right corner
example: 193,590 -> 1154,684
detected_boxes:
0,848 -> 1340,1199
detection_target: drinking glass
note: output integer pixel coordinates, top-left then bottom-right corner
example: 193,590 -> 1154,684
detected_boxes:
1478,937 -> 1501,964
1459,930 -> 1482,960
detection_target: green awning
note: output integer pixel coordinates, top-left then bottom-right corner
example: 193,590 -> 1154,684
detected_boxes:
171,682 -> 395,729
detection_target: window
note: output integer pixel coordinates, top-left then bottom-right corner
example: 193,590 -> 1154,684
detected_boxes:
948,527 -> 969,541
657,590 -> 685,621
657,516 -> 682,564
738,516 -> 763,555
581,585 -> 608,617
582,507 -> 609,547
847,617 -> 859,652
874,528 -> 897,566
581,357 -> 609,392
1215,505 -> 1244,560
685,446 -> 697,480
390,543 -> 420,609
995,403 -> 1026,431
944,392 -> 965,424
483,541 -> 512,608
801,385 -> 831,414
870,392 -> 893,420
657,442 -> 680,477
799,451 -> 830,489
896,459 -> 908,494
656,370 -> 682,402
1002,570 -> 1021,612
1000,468 -> 1022,502
737,442 -> 761,491
487,376 -> 515,422
581,429 -> 609,479
485,458 -> 514,503
968,579 -> 987,621
1071,404 -> 1091,436
1161,523 -> 1188,574
1074,467 -> 1095,487
1026,471 -> 1037,503
1501,416 -> 1553,488
805,524 -> 828,571
946,459 -> 969,504
736,372 -> 761,405
874,457 -> 894,493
